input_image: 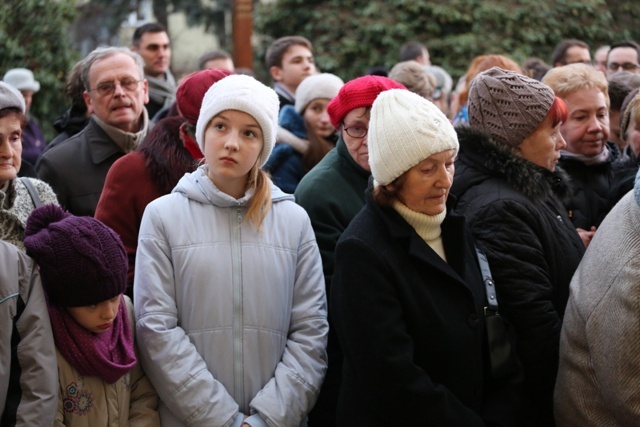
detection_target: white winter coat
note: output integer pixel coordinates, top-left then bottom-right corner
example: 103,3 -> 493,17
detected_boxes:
134,166 -> 328,427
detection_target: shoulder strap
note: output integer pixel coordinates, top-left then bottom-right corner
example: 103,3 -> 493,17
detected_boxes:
475,246 -> 499,313
19,177 -> 43,208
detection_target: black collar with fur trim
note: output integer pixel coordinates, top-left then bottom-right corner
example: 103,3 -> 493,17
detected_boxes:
453,126 -> 572,203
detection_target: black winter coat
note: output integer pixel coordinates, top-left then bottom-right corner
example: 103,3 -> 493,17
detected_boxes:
451,127 -> 585,427
330,190 -> 520,426
558,142 -> 637,229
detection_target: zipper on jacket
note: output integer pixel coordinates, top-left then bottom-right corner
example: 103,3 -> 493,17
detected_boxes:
232,206 -> 245,408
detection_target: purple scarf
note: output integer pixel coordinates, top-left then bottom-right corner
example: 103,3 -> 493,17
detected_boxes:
48,296 -> 137,384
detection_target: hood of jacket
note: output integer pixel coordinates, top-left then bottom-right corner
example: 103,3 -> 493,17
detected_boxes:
172,165 -> 294,207
454,126 -> 572,203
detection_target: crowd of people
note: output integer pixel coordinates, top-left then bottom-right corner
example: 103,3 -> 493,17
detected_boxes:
2,22 -> 640,426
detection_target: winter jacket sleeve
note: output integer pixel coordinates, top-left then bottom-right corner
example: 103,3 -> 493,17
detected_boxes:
249,219 -> 328,426
466,199 -> 561,409
95,154 -> 156,292
331,234 -> 487,426
123,296 -> 161,427
1,247 -> 58,426
134,203 -> 241,427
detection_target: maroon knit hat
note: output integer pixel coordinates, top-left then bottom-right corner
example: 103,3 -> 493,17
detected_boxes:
23,204 -> 127,307
176,68 -> 235,125
327,75 -> 406,129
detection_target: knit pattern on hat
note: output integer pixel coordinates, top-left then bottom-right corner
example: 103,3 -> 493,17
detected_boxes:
468,66 -> 555,147
327,75 -> 406,129
176,68 -> 234,125
0,81 -> 26,113
24,204 -> 127,307
295,73 -> 344,114
369,89 -> 459,185
196,74 -> 280,167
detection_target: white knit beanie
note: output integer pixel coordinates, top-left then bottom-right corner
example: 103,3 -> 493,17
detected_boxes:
369,89 -> 459,185
196,74 -> 279,167
295,73 -> 344,114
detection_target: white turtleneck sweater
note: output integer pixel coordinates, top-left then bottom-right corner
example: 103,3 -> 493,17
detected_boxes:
392,200 -> 448,262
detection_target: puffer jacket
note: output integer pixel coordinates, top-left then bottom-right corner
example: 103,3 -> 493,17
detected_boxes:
55,297 -> 160,427
0,177 -> 59,251
451,126 -> 585,427
559,142 -> 638,229
135,166 -> 328,427
0,240 -> 57,426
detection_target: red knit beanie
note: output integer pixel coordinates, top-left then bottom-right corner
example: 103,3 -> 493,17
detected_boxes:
176,68 -> 235,125
327,75 -> 406,129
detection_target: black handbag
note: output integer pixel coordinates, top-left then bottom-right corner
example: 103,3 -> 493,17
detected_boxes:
476,247 -> 519,379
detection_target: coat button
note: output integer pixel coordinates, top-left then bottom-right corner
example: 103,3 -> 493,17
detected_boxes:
468,313 -> 479,327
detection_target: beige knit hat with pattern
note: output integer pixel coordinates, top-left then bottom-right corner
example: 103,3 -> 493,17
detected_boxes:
468,67 -> 555,147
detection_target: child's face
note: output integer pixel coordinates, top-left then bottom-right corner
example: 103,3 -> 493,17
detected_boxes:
66,295 -> 122,334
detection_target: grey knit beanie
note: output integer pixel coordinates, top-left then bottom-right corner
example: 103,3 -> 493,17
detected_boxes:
0,81 -> 26,113
468,67 -> 555,147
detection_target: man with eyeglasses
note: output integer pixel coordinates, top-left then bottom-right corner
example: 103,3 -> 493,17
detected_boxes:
606,40 -> 640,76
294,75 -> 405,427
36,47 -> 150,216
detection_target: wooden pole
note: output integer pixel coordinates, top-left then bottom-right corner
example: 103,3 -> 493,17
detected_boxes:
232,0 -> 253,70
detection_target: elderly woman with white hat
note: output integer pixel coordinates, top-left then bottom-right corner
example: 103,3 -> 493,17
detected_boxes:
330,88 -> 520,426
3,68 -> 47,166
0,81 -> 58,250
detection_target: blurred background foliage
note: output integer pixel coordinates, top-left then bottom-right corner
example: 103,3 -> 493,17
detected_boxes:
1,0 -> 639,139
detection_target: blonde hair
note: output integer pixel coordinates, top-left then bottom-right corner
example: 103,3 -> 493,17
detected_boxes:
542,63 -> 610,108
245,164 -> 272,230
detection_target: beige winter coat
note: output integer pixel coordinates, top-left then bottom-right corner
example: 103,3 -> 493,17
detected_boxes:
555,189 -> 640,426
55,297 -> 160,427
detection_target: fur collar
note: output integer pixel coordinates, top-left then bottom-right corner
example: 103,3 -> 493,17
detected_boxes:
455,126 -> 572,202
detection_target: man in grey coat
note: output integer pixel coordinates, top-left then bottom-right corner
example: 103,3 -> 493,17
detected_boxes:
36,46 -> 149,216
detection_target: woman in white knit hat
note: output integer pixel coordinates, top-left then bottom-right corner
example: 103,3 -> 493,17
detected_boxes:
265,72 -> 344,193
134,74 -> 328,427
330,88 -> 520,426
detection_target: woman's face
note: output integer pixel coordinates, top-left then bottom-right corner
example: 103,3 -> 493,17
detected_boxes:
0,113 -> 22,187
303,98 -> 335,139
560,87 -> 609,157
628,119 -> 640,157
518,118 -> 566,171
341,107 -> 370,171
391,149 -> 456,216
203,110 -> 263,198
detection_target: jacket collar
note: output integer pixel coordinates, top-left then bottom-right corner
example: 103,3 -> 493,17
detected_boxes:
455,126 -> 572,202
367,190 -> 470,287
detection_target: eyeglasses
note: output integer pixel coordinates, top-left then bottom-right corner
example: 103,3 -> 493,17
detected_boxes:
607,62 -> 640,72
343,125 -> 368,139
90,79 -> 142,96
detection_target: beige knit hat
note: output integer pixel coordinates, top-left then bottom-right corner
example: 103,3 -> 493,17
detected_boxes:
468,67 -> 555,147
369,89 -> 459,185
